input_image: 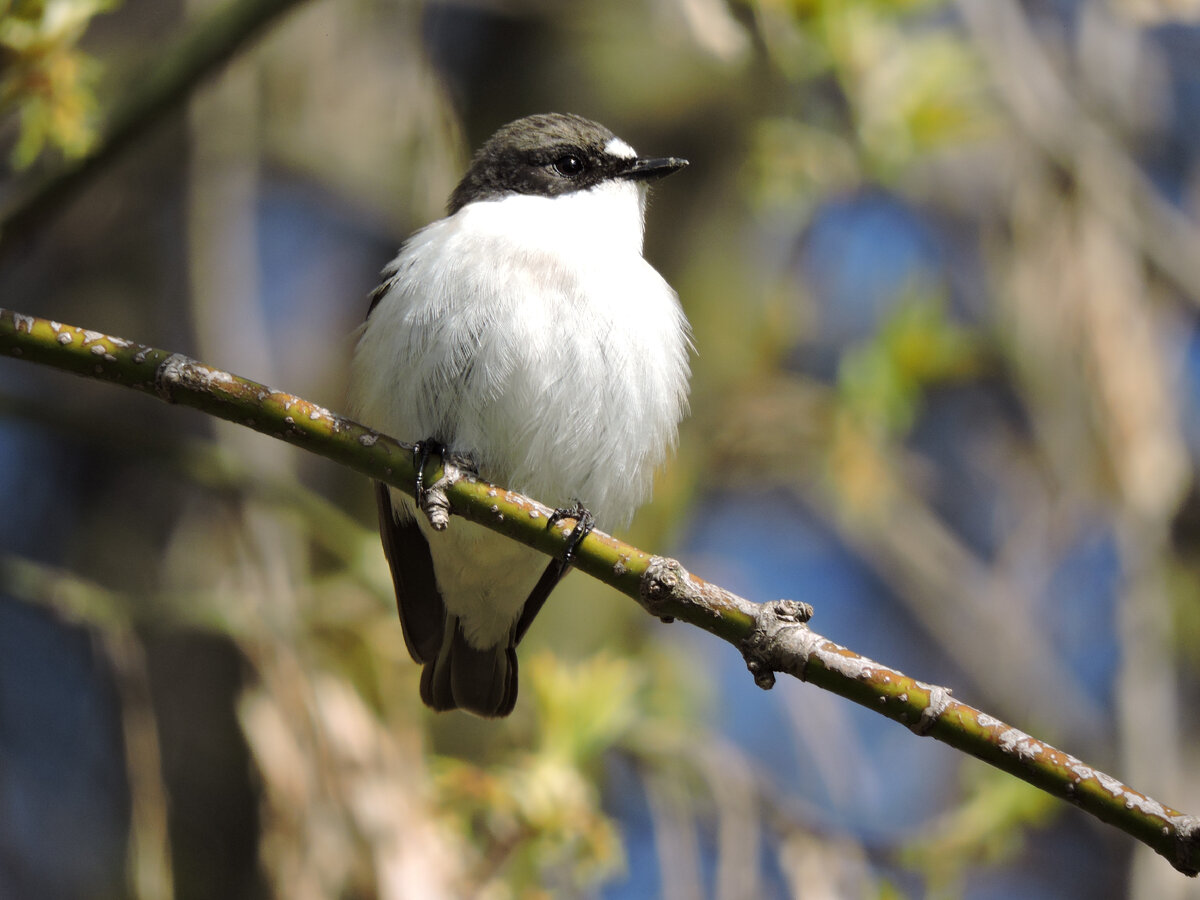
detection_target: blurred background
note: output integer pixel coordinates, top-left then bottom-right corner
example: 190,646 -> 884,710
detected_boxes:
2,0 -> 1200,897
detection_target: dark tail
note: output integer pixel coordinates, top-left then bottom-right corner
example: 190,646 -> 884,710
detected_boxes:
420,617 -> 518,718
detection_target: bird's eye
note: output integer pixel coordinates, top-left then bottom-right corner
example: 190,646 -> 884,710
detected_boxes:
553,154 -> 585,177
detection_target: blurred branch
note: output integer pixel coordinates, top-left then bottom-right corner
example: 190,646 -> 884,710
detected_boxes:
956,0 -> 1200,307
797,475 -> 1107,738
0,0 -> 312,255
0,389 -> 379,573
0,555 -> 174,900
706,377 -> 1105,740
1,306 -> 1198,877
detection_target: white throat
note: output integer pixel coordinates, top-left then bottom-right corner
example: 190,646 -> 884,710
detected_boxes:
458,178 -> 648,259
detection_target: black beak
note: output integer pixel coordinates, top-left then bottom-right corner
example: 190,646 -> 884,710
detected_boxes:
621,156 -> 689,182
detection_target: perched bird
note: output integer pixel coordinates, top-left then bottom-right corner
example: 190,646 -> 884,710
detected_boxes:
349,113 -> 691,716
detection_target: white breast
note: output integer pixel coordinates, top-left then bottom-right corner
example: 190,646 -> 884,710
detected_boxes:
350,179 -> 691,529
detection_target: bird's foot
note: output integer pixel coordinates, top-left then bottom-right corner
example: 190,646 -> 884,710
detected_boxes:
547,500 -> 596,567
412,439 -> 476,531
412,439 -> 444,509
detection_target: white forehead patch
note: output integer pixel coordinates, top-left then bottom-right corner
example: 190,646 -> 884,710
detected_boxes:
605,136 -> 638,159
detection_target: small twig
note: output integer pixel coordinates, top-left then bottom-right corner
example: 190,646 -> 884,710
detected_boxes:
742,599 -> 1200,877
0,0 -> 313,254
0,555 -> 175,898
1,306 -> 1197,877
956,0 -> 1200,308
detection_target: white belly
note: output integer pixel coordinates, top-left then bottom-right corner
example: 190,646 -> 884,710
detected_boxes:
350,190 -> 690,647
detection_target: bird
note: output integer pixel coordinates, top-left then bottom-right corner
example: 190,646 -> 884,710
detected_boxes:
349,112 -> 691,717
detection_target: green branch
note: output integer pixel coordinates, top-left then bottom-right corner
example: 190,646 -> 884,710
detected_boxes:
0,0 -> 313,252
1,306 -> 1197,877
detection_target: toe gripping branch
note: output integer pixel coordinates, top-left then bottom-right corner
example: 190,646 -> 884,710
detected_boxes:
512,501 -> 597,646
548,501 -> 596,568
412,439 -> 476,532
412,439 -> 444,510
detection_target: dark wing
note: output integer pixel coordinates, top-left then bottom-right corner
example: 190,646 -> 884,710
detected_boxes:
365,245 -> 527,717
374,481 -> 445,664
366,252 -> 404,317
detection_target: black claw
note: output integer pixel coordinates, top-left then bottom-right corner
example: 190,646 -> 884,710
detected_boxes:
412,439 -> 444,507
548,501 -> 595,567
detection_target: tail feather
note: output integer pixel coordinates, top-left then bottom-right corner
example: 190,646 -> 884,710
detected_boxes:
419,616 -> 518,717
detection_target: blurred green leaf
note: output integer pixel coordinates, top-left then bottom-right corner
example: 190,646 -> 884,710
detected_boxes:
432,653 -> 650,893
898,766 -> 1058,893
528,651 -> 642,765
838,291 -> 983,436
0,0 -> 120,168
746,117 -> 861,213
742,0 -> 995,181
